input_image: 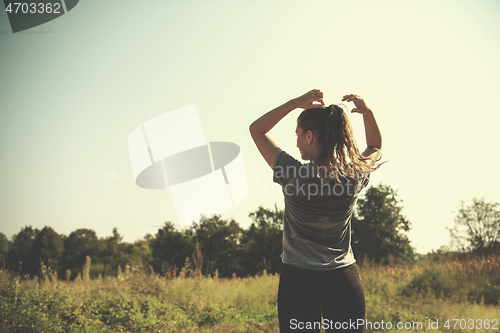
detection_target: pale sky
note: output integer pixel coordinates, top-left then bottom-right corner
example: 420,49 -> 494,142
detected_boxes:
1,0 -> 499,254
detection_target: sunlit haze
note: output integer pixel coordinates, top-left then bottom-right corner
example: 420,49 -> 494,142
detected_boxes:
1,0 -> 499,253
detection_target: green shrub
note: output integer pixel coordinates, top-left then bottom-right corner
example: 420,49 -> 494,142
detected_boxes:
400,266 -> 455,299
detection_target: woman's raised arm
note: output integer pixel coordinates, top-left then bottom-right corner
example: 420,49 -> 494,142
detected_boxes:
342,94 -> 382,159
249,89 -> 324,169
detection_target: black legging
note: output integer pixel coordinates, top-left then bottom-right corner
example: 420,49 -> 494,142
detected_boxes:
278,262 -> 365,332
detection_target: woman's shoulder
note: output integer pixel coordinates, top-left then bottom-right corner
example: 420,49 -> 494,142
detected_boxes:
274,150 -> 304,171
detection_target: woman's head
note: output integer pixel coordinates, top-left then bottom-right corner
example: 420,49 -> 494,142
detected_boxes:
297,104 -> 373,180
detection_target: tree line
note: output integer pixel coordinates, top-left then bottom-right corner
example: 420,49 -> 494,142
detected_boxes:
0,184 -> 498,279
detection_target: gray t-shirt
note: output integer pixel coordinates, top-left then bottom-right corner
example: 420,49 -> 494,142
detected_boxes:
273,150 -> 369,271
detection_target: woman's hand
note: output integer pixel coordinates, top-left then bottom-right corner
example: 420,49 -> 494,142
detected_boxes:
292,89 -> 325,109
342,94 -> 371,115
342,94 -> 382,151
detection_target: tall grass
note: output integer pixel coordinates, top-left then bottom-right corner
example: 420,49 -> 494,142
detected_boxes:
0,254 -> 499,332
359,253 -> 500,332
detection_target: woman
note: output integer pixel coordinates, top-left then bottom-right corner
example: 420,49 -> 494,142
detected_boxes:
249,89 -> 382,332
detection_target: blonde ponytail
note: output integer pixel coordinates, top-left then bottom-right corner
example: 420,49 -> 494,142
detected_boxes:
297,104 -> 381,181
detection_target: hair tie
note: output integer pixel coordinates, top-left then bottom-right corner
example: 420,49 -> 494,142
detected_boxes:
334,105 -> 344,116
336,103 -> 348,115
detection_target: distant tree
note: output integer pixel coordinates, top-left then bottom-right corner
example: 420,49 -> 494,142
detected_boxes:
0,232 -> 9,265
150,222 -> 194,275
122,238 -> 153,266
192,215 -> 242,277
32,226 -> 64,273
240,205 -> 283,275
351,184 -> 414,264
60,229 -> 98,279
97,228 -> 152,273
449,198 -> 500,253
95,227 -> 128,276
130,233 -> 154,264
6,226 -> 39,275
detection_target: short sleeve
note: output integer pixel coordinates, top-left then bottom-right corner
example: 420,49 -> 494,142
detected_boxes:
272,150 -> 303,186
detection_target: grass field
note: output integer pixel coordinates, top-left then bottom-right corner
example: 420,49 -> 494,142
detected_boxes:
0,254 -> 499,332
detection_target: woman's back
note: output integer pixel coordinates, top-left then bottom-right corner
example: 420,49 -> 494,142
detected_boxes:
273,150 -> 370,270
